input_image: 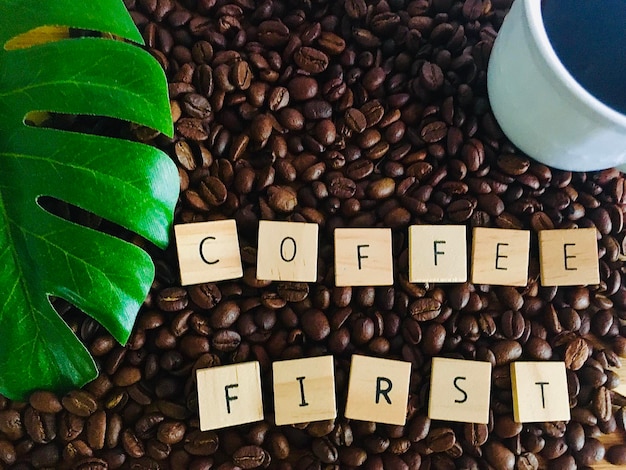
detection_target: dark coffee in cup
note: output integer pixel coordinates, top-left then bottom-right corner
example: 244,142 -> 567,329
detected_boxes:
542,0 -> 626,113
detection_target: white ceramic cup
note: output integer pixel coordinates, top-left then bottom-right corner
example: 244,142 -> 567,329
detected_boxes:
487,0 -> 626,172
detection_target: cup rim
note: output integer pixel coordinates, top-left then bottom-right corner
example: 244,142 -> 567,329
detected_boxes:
524,0 -> 626,126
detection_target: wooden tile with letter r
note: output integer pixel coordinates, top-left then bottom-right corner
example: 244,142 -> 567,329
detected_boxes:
197,361 -> 264,431
272,356 -> 336,426
511,361 -> 570,423
174,220 -> 243,286
334,228 -> 393,286
471,227 -> 530,286
345,355 -> 411,426
257,220 -> 319,282
409,225 -> 467,283
428,358 -> 492,424
539,228 -> 599,286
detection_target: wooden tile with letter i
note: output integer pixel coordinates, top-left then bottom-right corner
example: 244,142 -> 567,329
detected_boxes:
409,225 -> 467,283
428,358 -> 492,424
334,228 -> 393,286
471,227 -> 530,286
510,362 -> 570,423
197,361 -> 264,431
174,220 -> 243,286
272,356 -> 336,426
345,355 -> 411,426
538,228 -> 599,286
257,220 -> 319,282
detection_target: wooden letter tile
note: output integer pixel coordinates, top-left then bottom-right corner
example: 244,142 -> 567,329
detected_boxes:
511,362 -> 570,423
471,227 -> 530,286
345,355 -> 411,425
334,228 -> 393,286
175,220 -> 243,286
539,228 -> 599,286
409,225 -> 467,283
272,356 -> 336,426
257,221 -> 319,282
428,358 -> 492,424
197,361 -> 264,431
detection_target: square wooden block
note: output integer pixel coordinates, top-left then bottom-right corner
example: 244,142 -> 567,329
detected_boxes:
257,220 -> 319,282
272,356 -> 336,426
197,361 -> 264,431
345,355 -> 411,426
334,228 -> 393,286
428,358 -> 492,424
174,220 -> 243,286
471,227 -> 530,286
409,225 -> 467,283
511,362 -> 570,423
539,228 -> 599,286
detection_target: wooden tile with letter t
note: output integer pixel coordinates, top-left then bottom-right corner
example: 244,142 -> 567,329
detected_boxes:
538,228 -> 599,286
409,225 -> 467,283
174,220 -> 243,286
345,355 -> 411,426
334,228 -> 393,286
511,362 -> 570,423
272,356 -> 336,426
196,362 -> 264,431
471,227 -> 530,286
257,220 -> 319,282
428,358 -> 492,424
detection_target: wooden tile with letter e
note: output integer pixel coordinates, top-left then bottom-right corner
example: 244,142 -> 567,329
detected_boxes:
538,228 -> 599,286
510,362 -> 570,423
428,358 -> 492,424
409,225 -> 467,283
257,220 -> 319,282
471,227 -> 530,286
334,228 -> 393,286
272,356 -> 336,426
175,220 -> 243,286
196,361 -> 264,431
345,355 -> 411,426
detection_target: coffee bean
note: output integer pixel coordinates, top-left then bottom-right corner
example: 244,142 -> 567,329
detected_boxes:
294,47 -> 329,74
62,391 -> 98,417
29,391 -> 63,414
484,441 -> 515,470
232,445 -> 266,468
184,430 -> 219,456
576,437 -> 605,465
420,62 -> 444,91
409,297 -> 442,321
606,444 -> 626,465
426,427 -> 455,452
564,337 -> 590,370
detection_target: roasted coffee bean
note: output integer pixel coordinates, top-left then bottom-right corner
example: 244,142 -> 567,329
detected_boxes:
606,444 -> 626,465
426,427 -> 455,452
232,445 -> 266,468
294,47 -> 329,74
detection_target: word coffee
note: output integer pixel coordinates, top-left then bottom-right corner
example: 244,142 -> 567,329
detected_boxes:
196,355 -> 570,431
174,220 -> 600,287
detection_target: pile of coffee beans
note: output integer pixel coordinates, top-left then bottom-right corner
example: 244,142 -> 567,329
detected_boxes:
3,0 -> 626,468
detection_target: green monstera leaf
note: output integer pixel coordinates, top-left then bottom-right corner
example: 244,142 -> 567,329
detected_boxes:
0,0 -> 178,400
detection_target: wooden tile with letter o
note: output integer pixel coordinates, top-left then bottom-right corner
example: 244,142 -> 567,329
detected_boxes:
174,220 -> 243,286
510,362 -> 570,423
334,228 -> 393,286
538,228 -> 599,286
272,356 -> 336,426
345,355 -> 411,426
257,220 -> 319,282
471,227 -> 530,286
409,225 -> 467,283
196,361 -> 264,431
428,358 -> 492,424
